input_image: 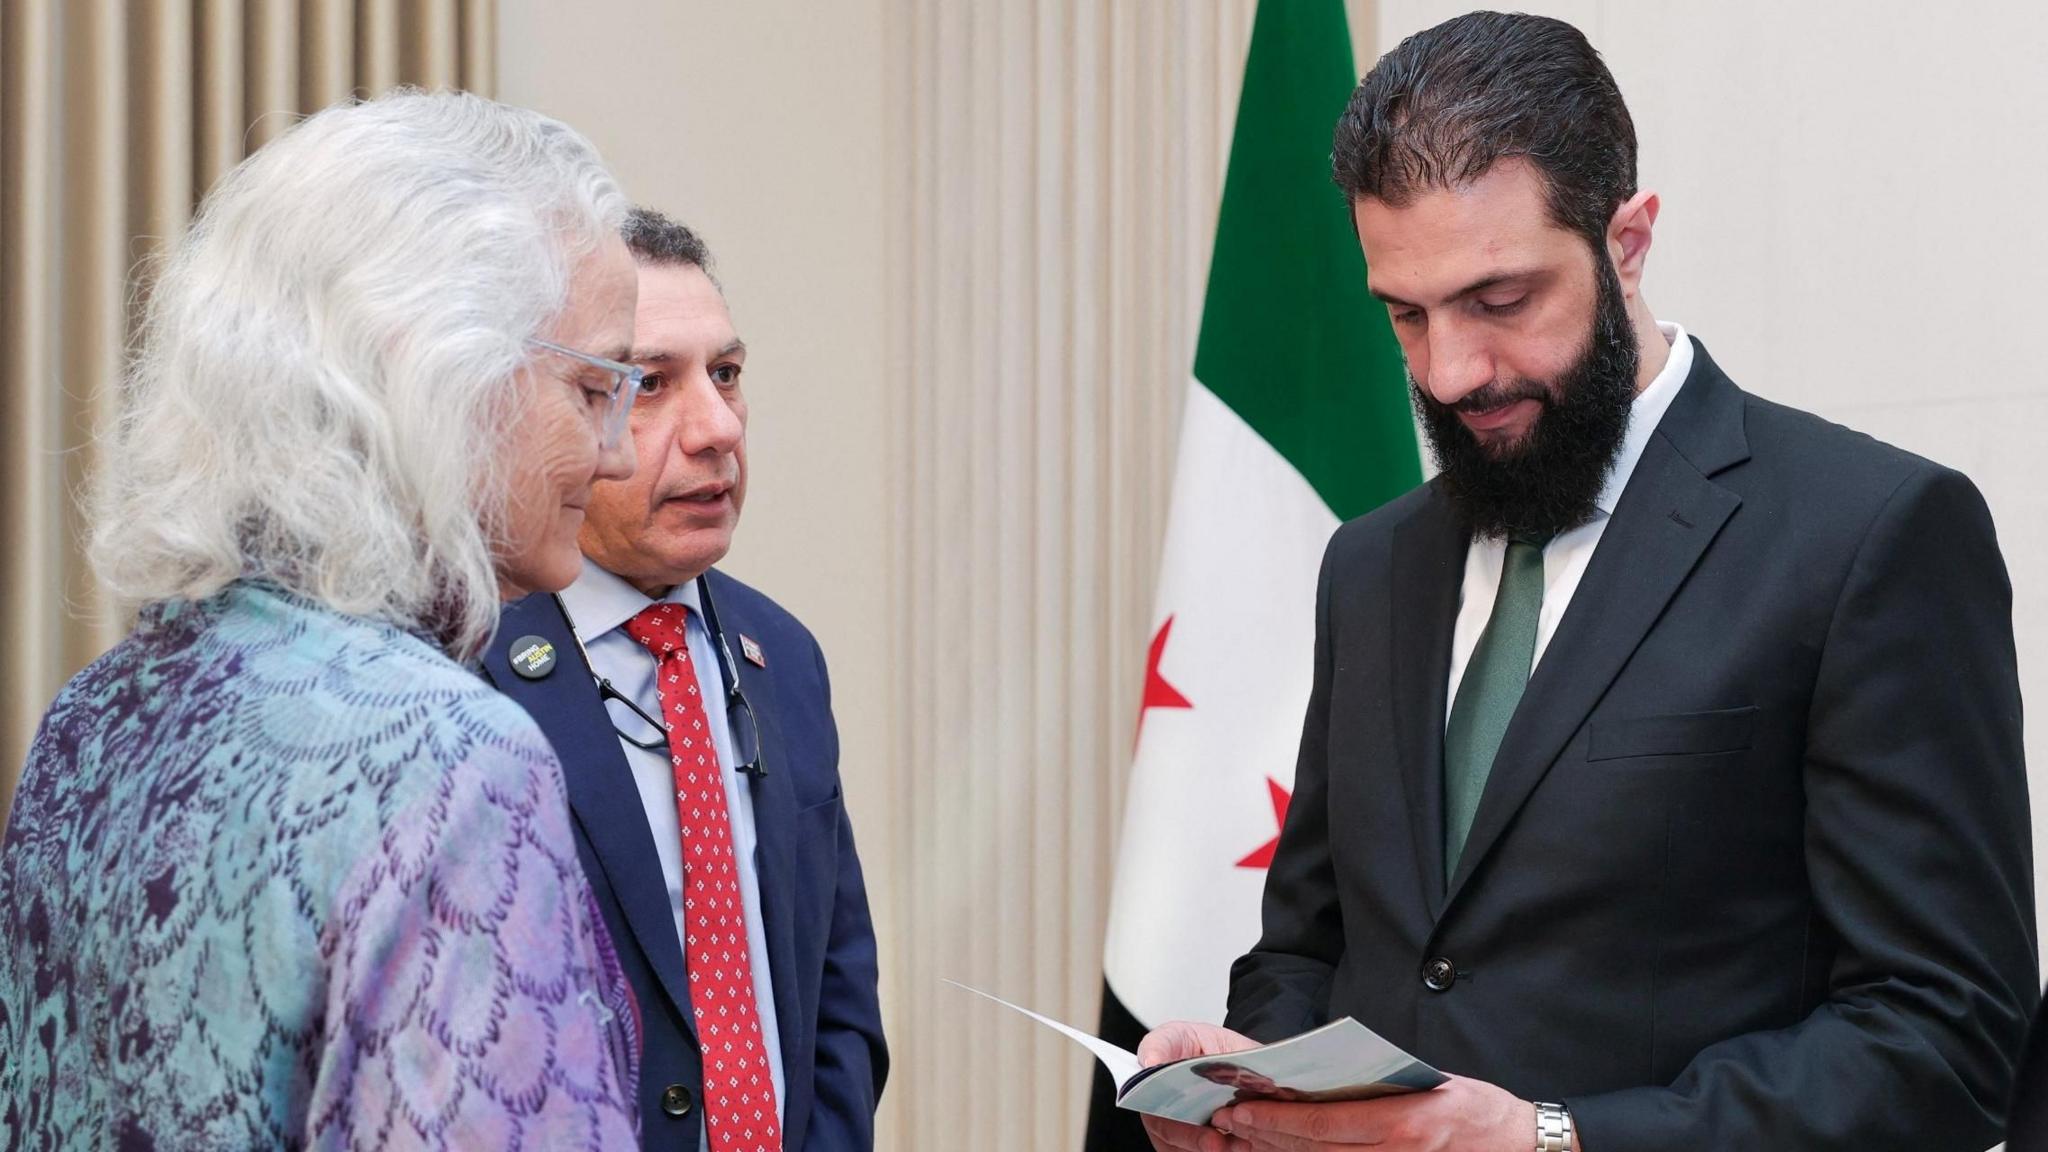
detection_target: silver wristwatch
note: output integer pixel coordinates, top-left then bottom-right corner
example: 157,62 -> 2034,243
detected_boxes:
1535,1102 -> 1574,1151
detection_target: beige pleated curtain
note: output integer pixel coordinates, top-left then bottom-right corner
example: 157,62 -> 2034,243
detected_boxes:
0,0 -> 497,825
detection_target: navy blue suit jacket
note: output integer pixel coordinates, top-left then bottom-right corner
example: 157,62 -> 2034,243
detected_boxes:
483,570 -> 888,1149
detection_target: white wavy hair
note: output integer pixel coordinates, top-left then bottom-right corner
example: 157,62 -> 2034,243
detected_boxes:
92,88 -> 626,658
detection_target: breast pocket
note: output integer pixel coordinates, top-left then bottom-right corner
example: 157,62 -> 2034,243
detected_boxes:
786,786 -> 845,939
1587,705 -> 1757,762
793,784 -> 844,853
794,781 -> 842,816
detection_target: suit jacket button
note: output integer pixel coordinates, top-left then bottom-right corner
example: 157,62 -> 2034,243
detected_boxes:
1422,957 -> 1457,992
661,1084 -> 695,1117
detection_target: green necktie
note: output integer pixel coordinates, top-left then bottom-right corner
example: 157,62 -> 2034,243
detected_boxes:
1443,536 -> 1548,883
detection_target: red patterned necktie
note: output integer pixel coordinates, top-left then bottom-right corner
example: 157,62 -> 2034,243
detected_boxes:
623,603 -> 782,1152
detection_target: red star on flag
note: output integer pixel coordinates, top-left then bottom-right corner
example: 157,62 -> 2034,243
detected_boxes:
1135,615 -> 1193,747
1235,776 -> 1293,869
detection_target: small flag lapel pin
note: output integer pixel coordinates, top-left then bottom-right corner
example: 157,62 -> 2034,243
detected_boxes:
739,634 -> 766,668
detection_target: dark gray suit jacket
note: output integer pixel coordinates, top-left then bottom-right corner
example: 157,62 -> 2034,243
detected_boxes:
1227,339 -> 2037,1149
2007,996 -> 2048,1149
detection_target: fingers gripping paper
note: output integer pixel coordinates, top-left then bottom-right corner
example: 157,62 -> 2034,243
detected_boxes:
946,981 -> 1444,1124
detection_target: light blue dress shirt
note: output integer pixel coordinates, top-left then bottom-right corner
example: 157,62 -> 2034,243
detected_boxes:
558,558 -> 786,1145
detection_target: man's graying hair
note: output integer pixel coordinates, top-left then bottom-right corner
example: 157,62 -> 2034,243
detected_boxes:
622,206 -> 718,288
1332,11 -> 1637,252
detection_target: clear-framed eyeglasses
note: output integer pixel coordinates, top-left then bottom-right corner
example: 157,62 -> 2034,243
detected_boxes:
527,337 -> 643,449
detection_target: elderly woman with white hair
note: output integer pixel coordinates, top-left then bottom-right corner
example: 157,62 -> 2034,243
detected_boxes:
0,90 -> 648,1146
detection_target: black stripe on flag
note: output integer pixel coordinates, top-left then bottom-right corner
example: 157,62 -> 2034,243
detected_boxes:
1081,980 -> 1155,1151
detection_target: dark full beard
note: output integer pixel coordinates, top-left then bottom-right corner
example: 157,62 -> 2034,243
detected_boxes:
1412,257 -> 1640,541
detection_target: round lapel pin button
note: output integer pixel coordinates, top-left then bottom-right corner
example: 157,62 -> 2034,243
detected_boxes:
509,635 -> 558,680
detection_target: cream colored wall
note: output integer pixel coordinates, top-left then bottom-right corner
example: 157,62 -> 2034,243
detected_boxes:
1381,0 -> 2048,976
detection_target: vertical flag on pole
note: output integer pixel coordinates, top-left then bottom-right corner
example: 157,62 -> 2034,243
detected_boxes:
1083,1 -> 1421,1146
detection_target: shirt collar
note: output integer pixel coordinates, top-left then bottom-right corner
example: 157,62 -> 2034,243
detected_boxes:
555,555 -> 702,642
1594,320 -> 1692,517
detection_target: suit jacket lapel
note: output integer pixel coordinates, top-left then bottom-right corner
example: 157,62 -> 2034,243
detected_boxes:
1390,490 -> 1468,919
1444,344 -> 1749,909
709,572 -> 805,1071
482,595 -> 697,1032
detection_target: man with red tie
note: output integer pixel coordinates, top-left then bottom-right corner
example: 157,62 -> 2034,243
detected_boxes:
483,208 -> 887,1150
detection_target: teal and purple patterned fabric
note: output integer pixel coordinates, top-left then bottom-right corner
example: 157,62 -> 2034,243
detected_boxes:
0,582 -> 639,1148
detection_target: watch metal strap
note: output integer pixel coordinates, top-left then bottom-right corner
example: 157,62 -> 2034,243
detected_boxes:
1535,1102 -> 1573,1151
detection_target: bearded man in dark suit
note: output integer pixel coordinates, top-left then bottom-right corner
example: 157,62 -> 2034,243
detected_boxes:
1141,13 -> 2035,1152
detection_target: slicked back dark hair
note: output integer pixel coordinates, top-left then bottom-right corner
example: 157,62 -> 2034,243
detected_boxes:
621,206 -> 717,283
1332,11 -> 1636,253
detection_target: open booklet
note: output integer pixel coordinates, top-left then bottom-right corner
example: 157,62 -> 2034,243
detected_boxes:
945,981 -> 1445,1123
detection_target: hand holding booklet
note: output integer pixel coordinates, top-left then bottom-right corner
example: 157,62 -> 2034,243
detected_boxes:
945,981 -> 1445,1124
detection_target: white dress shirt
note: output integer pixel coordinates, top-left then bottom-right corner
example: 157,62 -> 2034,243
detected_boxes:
558,558 -> 786,1143
1445,322 -> 1693,716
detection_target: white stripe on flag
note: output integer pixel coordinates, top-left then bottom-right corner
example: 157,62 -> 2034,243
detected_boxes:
1103,380 -> 1341,1028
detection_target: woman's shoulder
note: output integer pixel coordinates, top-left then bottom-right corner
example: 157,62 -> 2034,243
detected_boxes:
213,583 -> 553,771
34,583 -> 565,832
188,586 -> 573,897
23,581 -> 564,858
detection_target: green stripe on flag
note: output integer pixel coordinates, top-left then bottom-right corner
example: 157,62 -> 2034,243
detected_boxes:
1192,0 -> 1420,520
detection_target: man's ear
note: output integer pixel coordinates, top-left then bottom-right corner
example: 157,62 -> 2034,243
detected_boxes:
1607,190 -> 1659,297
